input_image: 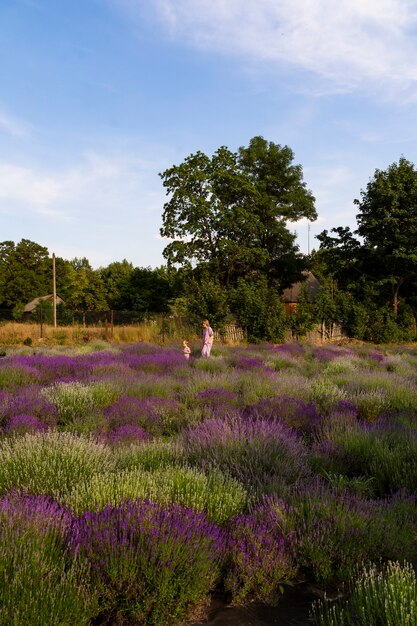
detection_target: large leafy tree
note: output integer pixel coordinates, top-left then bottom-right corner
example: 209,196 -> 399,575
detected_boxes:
160,136 -> 316,288
0,239 -> 51,308
65,258 -> 108,311
354,157 -> 417,317
119,266 -> 175,313
98,260 -> 135,309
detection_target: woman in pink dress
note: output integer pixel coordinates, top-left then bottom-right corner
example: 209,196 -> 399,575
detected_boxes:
201,319 -> 214,357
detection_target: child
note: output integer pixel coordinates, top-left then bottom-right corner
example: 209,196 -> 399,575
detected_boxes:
182,339 -> 191,360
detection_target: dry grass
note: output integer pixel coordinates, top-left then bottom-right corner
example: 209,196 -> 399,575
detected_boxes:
0,322 -> 200,348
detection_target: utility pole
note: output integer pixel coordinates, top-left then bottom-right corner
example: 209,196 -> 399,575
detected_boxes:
52,253 -> 57,328
307,221 -> 311,255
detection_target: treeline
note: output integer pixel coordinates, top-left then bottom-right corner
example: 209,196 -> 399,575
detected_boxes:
0,239 -> 178,319
3,138 -> 417,343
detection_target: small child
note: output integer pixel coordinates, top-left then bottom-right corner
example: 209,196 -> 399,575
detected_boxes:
182,340 -> 191,361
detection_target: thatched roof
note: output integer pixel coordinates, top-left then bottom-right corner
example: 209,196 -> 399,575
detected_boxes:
24,294 -> 65,313
281,272 -> 321,303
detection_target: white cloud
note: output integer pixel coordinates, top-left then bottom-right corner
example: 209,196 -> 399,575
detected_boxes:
0,148 -> 171,267
0,110 -> 31,137
0,151 -> 166,220
122,0 -> 417,96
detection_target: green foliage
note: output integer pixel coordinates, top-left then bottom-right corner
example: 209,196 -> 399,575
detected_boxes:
231,276 -> 286,342
335,291 -> 369,340
185,274 -> 231,329
41,381 -> 118,429
66,262 -> 109,311
65,465 -> 248,524
0,500 -> 97,625
0,239 -> 51,309
120,265 -> 175,313
312,561 -> 417,626
12,302 -> 25,321
33,298 -> 53,324
315,420 -> 417,496
159,136 -> 316,289
98,259 -> 134,309
0,431 -> 114,499
287,285 -> 316,338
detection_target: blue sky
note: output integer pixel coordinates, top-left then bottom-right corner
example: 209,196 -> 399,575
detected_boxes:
2,0 -> 417,268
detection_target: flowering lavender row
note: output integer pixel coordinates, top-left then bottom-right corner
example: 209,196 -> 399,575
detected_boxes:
1,341 -> 417,621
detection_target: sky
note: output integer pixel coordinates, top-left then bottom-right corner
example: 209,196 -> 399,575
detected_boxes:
2,0 -> 417,269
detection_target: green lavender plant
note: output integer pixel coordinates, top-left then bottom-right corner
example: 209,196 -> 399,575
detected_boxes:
41,381 -> 118,427
0,431 -> 114,499
312,561 -> 417,626
0,494 -> 98,626
65,465 -> 248,524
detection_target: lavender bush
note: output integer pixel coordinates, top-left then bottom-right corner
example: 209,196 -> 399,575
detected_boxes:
69,498 -> 229,625
65,465 -> 248,524
225,499 -> 297,604
0,431 -> 114,499
181,414 -> 309,495
312,561 -> 417,626
0,492 -> 98,625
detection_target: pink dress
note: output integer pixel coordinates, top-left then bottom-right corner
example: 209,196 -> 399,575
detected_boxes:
201,326 -> 213,357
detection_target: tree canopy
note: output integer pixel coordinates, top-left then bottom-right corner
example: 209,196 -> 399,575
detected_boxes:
160,136 -> 316,288
354,157 -> 417,317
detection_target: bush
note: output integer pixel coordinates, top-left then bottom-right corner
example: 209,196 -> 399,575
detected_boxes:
312,561 -> 417,626
0,492 -> 97,626
0,431 -> 114,499
69,498 -> 229,626
65,465 -> 248,525
181,414 -> 309,496
225,499 -> 297,605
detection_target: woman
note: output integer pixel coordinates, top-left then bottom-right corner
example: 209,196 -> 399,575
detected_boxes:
201,319 -> 214,357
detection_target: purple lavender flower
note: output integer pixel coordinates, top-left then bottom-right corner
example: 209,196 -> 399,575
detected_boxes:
0,491 -> 72,534
106,424 -> 150,446
313,346 -> 354,361
103,395 -> 161,432
0,385 -> 57,428
181,415 -> 309,489
69,498 -> 229,624
225,499 -> 297,604
271,343 -> 305,357
4,414 -> 48,435
244,396 -> 320,434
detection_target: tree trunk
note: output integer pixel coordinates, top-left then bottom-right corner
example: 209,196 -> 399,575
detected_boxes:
393,284 -> 399,319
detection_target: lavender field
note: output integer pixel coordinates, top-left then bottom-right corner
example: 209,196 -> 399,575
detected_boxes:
2,341 -> 417,625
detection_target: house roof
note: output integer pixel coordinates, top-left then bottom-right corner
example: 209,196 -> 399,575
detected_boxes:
281,271 -> 321,303
24,294 -> 64,313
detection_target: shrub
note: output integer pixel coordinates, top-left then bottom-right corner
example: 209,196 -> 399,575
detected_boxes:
0,431 -> 114,499
314,418 -> 417,496
65,465 -> 248,524
114,439 -> 183,472
181,415 -> 309,496
285,480 -> 379,586
0,492 -> 97,625
3,414 -> 48,435
312,561 -> 417,626
41,381 -> 118,428
225,499 -> 297,605
69,498 -> 229,625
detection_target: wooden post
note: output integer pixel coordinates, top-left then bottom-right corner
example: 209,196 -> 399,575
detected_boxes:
52,253 -> 57,328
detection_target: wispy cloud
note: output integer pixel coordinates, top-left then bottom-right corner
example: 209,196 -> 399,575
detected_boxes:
0,151 -> 165,220
0,149 -> 170,267
119,0 -> 417,97
0,110 -> 32,137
